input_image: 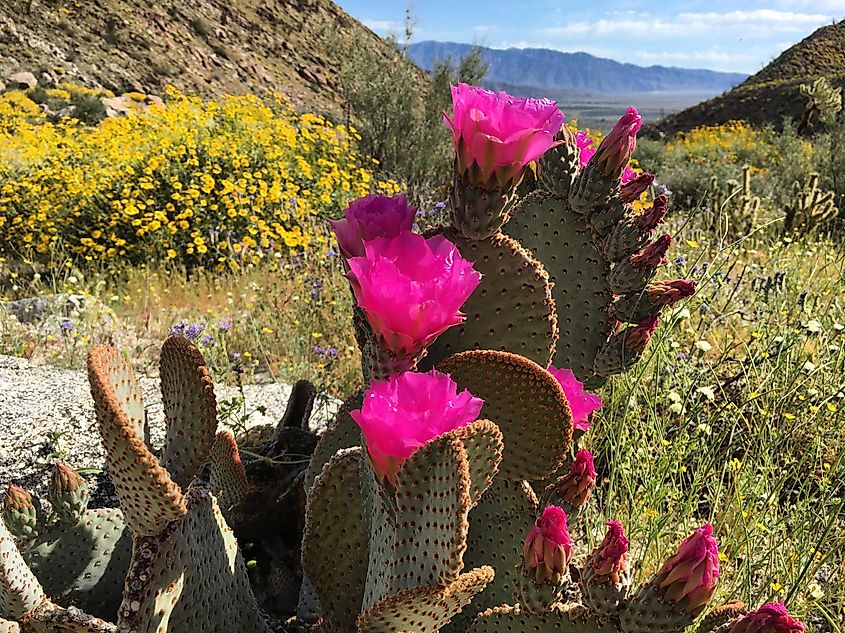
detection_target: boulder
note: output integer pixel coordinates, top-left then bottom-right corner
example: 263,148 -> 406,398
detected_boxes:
7,71 -> 37,89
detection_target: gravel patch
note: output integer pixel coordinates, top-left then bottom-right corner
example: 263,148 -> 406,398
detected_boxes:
0,354 -> 338,500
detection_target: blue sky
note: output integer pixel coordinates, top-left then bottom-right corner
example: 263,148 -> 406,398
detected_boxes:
335,0 -> 845,73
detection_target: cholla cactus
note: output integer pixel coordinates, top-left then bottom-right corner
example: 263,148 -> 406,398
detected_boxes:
798,76 -> 842,132
707,166 -> 761,238
784,172 -> 838,233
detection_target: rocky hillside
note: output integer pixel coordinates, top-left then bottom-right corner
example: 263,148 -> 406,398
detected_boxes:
646,20 -> 845,137
0,0 -> 421,114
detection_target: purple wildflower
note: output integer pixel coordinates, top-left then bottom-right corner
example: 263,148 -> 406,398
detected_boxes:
218,321 -> 232,332
60,319 -> 74,331
199,335 -> 214,346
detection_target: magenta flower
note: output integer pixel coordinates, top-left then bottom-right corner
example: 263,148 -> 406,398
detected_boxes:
729,603 -> 806,633
656,523 -> 720,614
576,131 -> 596,168
591,107 -> 643,179
620,171 -> 653,200
524,505 -> 573,584
588,520 -> 630,583
329,194 -> 417,259
349,369 -> 484,485
347,232 -> 482,359
547,366 -> 603,431
550,449 -> 597,508
444,83 -> 564,188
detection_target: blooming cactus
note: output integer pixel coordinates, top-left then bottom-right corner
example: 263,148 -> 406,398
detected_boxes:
655,523 -> 720,614
349,369 -> 484,485
346,232 -> 482,360
587,520 -> 630,584
329,194 -> 417,259
523,505 -> 573,584
729,603 -> 807,633
444,83 -> 563,188
547,366 -> 603,431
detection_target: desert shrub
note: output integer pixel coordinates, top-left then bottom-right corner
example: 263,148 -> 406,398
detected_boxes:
0,88 -> 398,271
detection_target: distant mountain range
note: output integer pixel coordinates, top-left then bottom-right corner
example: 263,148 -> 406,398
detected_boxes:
407,41 -> 747,95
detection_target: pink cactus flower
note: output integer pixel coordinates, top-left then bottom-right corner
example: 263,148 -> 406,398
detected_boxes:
591,107 -> 643,179
589,520 -> 630,583
729,602 -> 806,633
347,232 -> 482,359
350,369 -> 484,485
524,505 -> 573,584
575,131 -> 596,168
329,194 -> 417,259
444,83 -> 564,188
656,523 -> 720,614
550,449 -> 598,508
647,279 -> 697,308
547,366 -> 603,432
621,164 -> 639,184
623,316 -> 659,354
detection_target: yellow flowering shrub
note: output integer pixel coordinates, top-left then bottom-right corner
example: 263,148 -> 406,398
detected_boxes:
0,88 -> 398,270
664,120 -> 781,167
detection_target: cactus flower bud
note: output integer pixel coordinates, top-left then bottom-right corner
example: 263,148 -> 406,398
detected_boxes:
620,172 -> 655,203
623,316 -> 659,354
548,450 -> 597,509
634,195 -> 669,231
655,523 -> 720,615
50,462 -> 90,523
347,232 -> 481,365
524,505 -> 573,584
630,234 -> 672,269
588,521 -> 630,583
647,279 -> 697,308
444,83 -> 564,189
350,369 -> 484,485
546,366 -> 602,432
2,484 -> 39,539
590,107 -> 643,179
729,603 -> 806,633
329,194 -> 417,259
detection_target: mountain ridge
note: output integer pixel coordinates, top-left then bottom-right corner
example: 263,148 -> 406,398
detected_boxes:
407,41 -> 747,95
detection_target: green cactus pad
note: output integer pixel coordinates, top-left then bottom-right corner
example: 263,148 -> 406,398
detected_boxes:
23,508 -> 130,621
18,601 -> 117,632
420,229 -> 557,370
2,486 -> 39,541
620,576 -> 694,633
357,566 -> 495,633
301,448 -> 368,633
362,429 -> 473,609
580,576 -> 629,619
87,345 -> 187,537
159,336 -> 218,489
514,565 -> 564,616
85,343 -> 145,441
209,430 -> 250,512
303,391 -> 363,493
451,479 -> 538,629
437,350 -> 573,481
117,487 -> 269,633
447,421 -> 504,506
0,519 -> 44,620
467,603 -> 617,633
507,191 -> 616,382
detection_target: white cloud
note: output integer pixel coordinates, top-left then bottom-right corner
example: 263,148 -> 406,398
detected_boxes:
362,19 -> 403,34
539,9 -> 833,40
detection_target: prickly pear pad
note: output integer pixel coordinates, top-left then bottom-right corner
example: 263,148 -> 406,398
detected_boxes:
357,566 -> 495,633
301,448 -> 368,633
304,390 -> 364,493
24,508 -> 130,620
87,345 -> 187,537
159,336 -> 218,489
0,519 -> 44,620
508,191 -> 616,383
420,228 -> 557,370
209,430 -> 250,511
117,488 -> 270,633
467,603 -> 617,633
438,350 -> 573,481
